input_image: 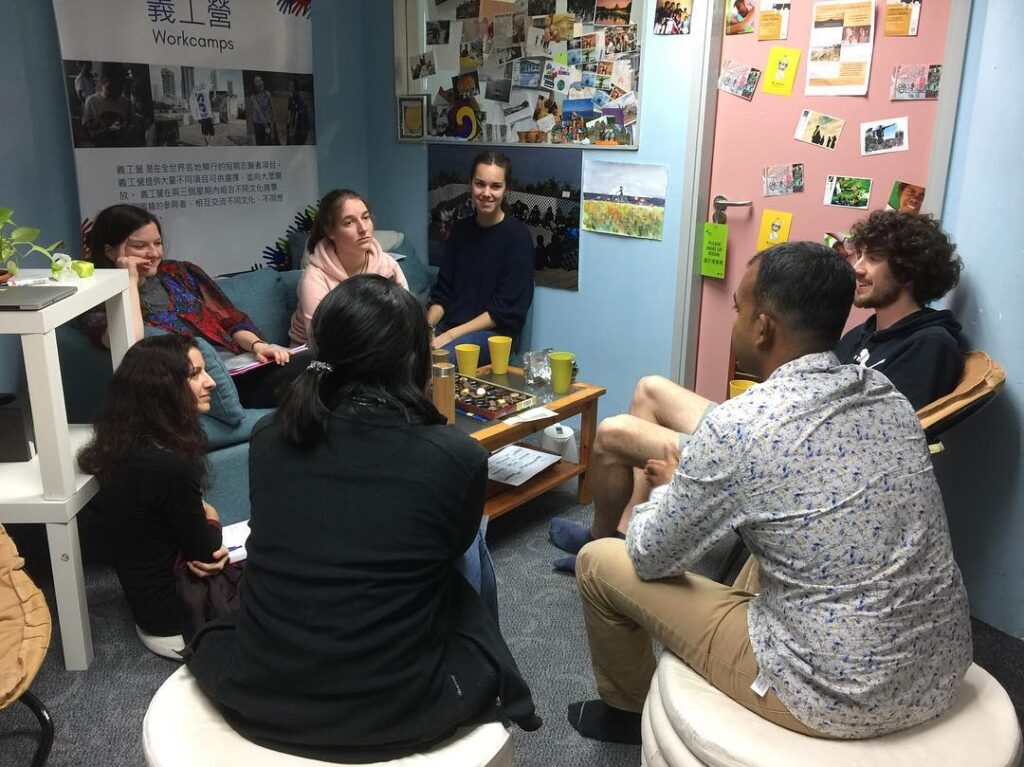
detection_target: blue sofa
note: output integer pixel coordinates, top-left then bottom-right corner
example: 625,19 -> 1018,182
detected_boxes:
59,245 -> 434,524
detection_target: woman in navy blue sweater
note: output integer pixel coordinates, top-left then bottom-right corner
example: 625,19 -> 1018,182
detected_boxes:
427,151 -> 534,365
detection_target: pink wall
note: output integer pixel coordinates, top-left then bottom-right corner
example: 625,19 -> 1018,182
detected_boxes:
694,1 -> 952,401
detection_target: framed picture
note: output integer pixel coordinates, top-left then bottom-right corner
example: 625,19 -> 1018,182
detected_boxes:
397,95 -> 428,141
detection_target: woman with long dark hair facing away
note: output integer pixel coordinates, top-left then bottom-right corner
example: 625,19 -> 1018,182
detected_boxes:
78,335 -> 227,659
187,275 -> 540,762
427,150 -> 534,365
288,188 -> 408,345
82,204 -> 303,408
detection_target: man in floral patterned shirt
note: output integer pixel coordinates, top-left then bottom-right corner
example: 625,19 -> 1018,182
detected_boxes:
568,242 -> 971,745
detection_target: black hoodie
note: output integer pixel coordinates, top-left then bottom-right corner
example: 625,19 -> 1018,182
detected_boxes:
834,308 -> 964,411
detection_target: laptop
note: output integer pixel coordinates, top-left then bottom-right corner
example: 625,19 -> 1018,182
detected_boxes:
0,284 -> 78,310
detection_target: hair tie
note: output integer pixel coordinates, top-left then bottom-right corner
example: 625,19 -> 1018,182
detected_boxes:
307,360 -> 333,374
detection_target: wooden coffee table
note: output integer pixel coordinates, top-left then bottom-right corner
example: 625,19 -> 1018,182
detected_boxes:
455,366 -> 605,519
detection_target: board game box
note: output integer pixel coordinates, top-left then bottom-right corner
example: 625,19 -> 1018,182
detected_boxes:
455,375 -> 538,420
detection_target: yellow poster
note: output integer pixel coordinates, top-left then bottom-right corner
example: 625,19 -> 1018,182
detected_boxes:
763,47 -> 801,96
758,10 -> 783,40
757,210 -> 793,250
884,0 -> 920,36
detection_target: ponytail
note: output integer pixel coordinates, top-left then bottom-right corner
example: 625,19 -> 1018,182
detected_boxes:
277,364 -> 332,447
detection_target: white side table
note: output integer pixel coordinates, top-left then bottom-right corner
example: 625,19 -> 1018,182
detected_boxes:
0,269 -> 133,670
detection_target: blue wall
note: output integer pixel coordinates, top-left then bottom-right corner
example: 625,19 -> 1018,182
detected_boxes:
935,0 -> 1024,637
0,3 -> 80,391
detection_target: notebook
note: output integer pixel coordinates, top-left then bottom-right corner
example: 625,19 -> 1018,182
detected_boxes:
0,284 -> 78,311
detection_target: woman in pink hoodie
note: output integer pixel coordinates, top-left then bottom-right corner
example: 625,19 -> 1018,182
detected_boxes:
289,189 -> 408,344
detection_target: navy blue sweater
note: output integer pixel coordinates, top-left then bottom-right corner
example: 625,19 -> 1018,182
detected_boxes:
429,216 -> 534,337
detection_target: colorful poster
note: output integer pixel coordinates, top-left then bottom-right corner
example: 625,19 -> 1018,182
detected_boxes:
763,163 -> 805,196
757,209 -> 793,250
727,0 -> 757,34
758,1 -> 791,40
860,117 -> 909,156
762,47 -> 801,96
884,0 -> 921,36
582,160 -> 668,240
794,109 -> 845,149
53,0 -> 318,274
654,0 -> 692,35
887,180 -> 925,213
891,64 -> 941,100
823,174 -> 872,208
718,61 -> 761,101
805,0 -> 875,97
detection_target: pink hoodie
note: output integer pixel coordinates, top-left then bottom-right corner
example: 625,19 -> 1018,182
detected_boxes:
289,237 -> 409,344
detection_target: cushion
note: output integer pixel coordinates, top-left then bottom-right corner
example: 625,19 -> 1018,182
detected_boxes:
216,269 -> 291,347
143,665 -> 514,766
192,338 -> 244,428
375,230 -> 405,251
645,653 -> 1023,767
400,256 -> 439,306
0,525 -> 51,709
201,407 -> 273,451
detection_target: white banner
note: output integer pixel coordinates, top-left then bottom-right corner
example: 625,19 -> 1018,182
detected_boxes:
52,0 -> 318,273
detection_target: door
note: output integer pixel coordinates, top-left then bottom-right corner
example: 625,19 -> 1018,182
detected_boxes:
690,0 -> 957,402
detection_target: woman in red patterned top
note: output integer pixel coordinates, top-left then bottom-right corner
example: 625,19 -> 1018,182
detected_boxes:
84,205 -> 301,408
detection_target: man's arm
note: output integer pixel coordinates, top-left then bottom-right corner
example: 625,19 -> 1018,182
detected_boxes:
626,417 -> 744,581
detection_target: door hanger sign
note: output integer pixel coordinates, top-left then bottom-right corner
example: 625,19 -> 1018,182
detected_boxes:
701,222 -> 728,279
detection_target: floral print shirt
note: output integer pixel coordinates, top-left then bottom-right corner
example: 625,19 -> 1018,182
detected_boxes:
627,352 -> 971,738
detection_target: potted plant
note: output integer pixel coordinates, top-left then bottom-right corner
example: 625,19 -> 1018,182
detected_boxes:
0,208 -> 63,283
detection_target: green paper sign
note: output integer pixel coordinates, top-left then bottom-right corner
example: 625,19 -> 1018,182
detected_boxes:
701,222 -> 728,279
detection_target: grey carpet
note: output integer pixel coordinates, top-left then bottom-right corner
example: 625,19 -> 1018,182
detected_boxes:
3,491 -> 1023,766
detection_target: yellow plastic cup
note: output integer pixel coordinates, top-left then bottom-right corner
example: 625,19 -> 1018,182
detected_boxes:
488,336 -> 513,375
728,379 -> 756,399
549,351 -> 575,394
455,343 -> 480,376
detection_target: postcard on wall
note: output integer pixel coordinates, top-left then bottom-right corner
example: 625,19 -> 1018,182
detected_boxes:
718,61 -> 761,101
860,117 -> 909,156
891,64 -> 941,100
823,174 -> 872,208
568,0 -> 598,24
758,1 -> 791,40
595,0 -> 633,27
763,162 -> 805,196
654,0 -> 692,35
582,159 -> 669,240
805,0 -> 875,97
726,0 -> 756,35
887,180 -> 926,213
794,108 -> 845,149
604,23 -> 639,54
426,20 -> 452,45
762,47 -> 801,96
411,51 -> 437,80
757,209 -> 793,250
511,57 -> 544,87
452,71 -> 481,98
541,61 -> 573,95
884,0 -> 921,36
485,77 -> 513,102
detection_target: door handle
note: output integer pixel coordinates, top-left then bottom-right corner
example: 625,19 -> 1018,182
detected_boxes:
712,194 -> 752,224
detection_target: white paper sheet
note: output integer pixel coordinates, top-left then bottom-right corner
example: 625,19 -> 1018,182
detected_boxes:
222,520 -> 251,563
487,444 -> 561,486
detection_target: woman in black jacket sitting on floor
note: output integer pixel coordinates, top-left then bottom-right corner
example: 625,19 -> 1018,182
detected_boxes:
78,334 -> 227,659
186,274 -> 539,763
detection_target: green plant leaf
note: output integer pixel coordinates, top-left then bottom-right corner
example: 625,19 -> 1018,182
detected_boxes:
10,226 -> 40,243
5,259 -> 18,275
46,240 -> 65,251
0,209 -> 12,226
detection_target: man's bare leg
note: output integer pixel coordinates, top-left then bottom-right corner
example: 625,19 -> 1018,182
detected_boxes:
550,377 -> 713,557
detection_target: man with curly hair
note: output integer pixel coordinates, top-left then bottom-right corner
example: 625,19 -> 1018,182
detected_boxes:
834,210 -> 964,411
548,212 -> 965,573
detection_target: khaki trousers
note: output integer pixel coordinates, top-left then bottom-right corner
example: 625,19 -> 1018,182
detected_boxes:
576,538 -> 821,737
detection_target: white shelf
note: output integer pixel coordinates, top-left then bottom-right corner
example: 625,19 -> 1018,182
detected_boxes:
0,269 -> 129,335
0,425 -> 98,523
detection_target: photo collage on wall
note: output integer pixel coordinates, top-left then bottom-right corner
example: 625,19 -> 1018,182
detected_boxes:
407,0 -> 644,147
64,61 -> 315,148
707,0 -> 938,268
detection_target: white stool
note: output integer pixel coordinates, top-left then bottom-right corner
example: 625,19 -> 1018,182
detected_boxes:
642,652 -> 1022,767
143,666 -> 514,767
